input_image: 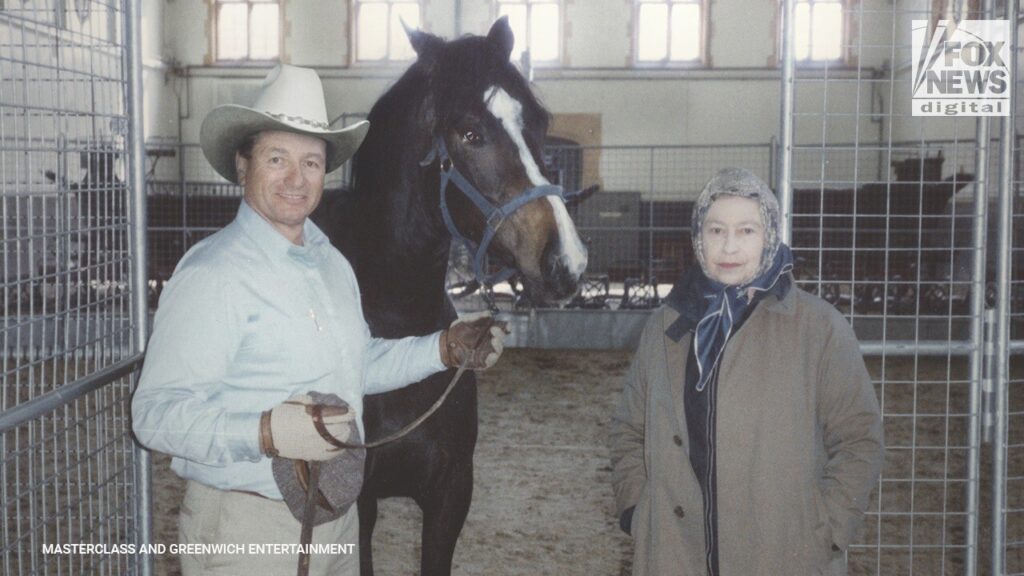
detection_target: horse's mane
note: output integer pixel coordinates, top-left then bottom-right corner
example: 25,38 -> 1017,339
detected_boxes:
349,62 -> 437,261
428,35 -> 550,137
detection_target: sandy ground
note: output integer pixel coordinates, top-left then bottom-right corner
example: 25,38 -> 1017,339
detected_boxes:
148,350 -> 1023,576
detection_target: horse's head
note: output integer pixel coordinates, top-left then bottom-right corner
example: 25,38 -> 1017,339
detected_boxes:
406,18 -> 588,306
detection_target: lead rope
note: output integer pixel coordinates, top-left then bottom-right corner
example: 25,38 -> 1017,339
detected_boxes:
311,320 -> 497,451
295,320 -> 499,576
297,461 -> 321,576
481,286 -> 500,315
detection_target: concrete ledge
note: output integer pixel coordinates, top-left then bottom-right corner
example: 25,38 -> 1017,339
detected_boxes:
498,308 -> 653,350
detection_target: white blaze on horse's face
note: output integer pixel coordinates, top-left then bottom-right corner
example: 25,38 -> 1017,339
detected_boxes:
484,86 -> 588,280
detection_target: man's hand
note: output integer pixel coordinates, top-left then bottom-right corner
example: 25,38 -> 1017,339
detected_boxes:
260,394 -> 355,460
439,312 -> 510,370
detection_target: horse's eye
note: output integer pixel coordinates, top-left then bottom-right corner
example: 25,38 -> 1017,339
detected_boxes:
461,130 -> 484,145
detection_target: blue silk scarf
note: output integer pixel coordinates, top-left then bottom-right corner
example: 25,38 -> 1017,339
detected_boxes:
691,244 -> 793,392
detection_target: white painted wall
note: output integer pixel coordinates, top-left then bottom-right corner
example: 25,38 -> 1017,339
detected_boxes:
286,0 -> 351,66
889,0 -> 979,144
144,0 -> 973,190
143,0 -> 176,140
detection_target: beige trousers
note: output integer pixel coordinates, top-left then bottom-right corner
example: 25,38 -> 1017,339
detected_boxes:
178,480 -> 359,576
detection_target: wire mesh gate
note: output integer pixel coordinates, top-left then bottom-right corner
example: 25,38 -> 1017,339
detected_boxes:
1,1 -> 148,575
777,0 -> 1023,574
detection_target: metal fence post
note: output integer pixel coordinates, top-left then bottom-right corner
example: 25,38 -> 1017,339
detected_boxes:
991,2 -> 1018,573
647,147 -> 655,279
965,113 -> 989,576
180,143 -> 188,254
965,7 -> 995,573
776,0 -> 795,244
126,0 -> 153,574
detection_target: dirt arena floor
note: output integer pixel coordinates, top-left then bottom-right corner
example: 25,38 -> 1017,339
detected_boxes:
149,349 -> 1024,576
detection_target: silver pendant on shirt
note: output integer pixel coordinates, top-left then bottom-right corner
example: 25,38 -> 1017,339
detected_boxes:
308,308 -> 323,332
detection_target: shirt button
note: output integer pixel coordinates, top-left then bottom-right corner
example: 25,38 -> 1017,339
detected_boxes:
674,506 -> 685,518
673,435 -> 683,446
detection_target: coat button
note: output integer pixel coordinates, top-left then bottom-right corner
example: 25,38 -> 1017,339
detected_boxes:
673,435 -> 683,446
674,506 -> 685,518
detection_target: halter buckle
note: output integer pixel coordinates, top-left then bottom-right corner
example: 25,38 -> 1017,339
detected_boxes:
486,210 -> 505,232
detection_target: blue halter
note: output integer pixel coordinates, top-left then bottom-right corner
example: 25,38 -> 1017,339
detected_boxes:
420,135 -> 571,290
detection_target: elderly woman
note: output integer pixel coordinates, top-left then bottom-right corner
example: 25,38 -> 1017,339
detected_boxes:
609,168 -> 884,576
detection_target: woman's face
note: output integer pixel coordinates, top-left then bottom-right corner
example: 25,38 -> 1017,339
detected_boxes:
700,195 -> 766,286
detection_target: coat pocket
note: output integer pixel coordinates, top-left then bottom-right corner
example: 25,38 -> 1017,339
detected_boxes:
632,484 -> 651,539
811,486 -> 837,568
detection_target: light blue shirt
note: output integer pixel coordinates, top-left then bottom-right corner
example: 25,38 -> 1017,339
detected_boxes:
132,200 -> 445,498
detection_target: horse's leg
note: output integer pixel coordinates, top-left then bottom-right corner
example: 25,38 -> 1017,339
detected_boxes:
417,460 -> 474,576
358,494 -> 379,576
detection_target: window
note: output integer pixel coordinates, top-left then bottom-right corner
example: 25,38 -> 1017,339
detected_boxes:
215,0 -> 280,61
792,0 -> 844,62
635,0 -> 705,64
354,0 -> 421,62
496,0 -> 561,63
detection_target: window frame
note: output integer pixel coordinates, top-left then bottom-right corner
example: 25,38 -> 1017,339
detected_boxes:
632,0 -> 710,68
493,0 -> 565,67
211,0 -> 283,64
350,0 -> 424,65
775,0 -> 856,68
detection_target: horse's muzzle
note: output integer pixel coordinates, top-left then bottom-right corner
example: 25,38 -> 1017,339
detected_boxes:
540,240 -> 585,302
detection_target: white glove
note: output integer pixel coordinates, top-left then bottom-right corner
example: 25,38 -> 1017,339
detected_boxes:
259,394 -> 356,461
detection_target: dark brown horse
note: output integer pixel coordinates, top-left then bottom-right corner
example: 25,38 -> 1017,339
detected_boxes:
315,17 -> 589,576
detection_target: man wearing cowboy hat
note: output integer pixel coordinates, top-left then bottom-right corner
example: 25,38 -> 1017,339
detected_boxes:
132,64 -> 506,575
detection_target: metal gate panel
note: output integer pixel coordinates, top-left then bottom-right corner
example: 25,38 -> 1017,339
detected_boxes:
1,1 -> 146,574
997,2 -> 1024,574
780,1 -> 993,574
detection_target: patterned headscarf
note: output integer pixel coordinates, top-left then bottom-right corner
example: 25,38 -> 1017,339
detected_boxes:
691,167 -> 782,285
688,168 -> 792,392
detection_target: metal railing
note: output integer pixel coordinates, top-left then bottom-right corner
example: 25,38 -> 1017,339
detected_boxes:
1,1 -> 150,575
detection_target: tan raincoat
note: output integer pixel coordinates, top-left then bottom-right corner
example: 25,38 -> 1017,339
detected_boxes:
610,285 -> 884,576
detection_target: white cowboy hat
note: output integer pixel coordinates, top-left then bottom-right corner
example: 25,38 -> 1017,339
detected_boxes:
200,64 -> 369,184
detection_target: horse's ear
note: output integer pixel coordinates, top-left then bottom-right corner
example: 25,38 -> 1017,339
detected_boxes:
403,20 -> 443,61
487,16 -> 515,61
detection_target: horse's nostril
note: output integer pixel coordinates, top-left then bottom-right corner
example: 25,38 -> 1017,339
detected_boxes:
546,262 -> 580,297
539,240 -> 584,300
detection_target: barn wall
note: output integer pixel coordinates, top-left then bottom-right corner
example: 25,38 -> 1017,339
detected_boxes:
888,0 -> 981,144
147,0 -> 897,196
143,0 -> 175,141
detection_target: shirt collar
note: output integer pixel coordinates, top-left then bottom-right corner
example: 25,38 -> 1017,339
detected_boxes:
236,199 -> 329,267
